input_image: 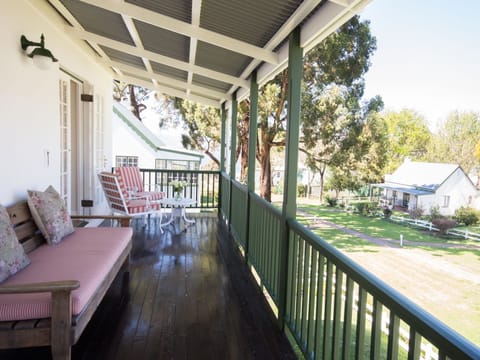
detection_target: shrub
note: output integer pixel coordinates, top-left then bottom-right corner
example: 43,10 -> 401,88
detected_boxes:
455,206 -> 479,226
325,195 -> 338,207
409,207 -> 424,219
354,201 -> 378,216
383,207 -> 392,218
429,205 -> 442,221
432,218 -> 456,235
297,184 -> 307,197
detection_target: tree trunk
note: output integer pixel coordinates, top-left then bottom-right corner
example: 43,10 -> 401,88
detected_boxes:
259,142 -> 271,202
318,168 -> 326,204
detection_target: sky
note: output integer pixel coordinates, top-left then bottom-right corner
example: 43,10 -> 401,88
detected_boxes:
359,0 -> 480,131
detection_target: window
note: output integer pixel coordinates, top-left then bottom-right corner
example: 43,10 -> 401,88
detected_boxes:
116,156 -> 138,168
443,195 -> 450,207
155,159 -> 200,170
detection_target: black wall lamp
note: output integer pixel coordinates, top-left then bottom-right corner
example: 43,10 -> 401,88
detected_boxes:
20,33 -> 58,69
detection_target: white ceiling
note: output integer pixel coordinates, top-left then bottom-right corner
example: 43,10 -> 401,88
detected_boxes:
38,0 -> 371,107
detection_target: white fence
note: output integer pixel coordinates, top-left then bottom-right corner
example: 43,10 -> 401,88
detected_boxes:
389,215 -> 480,241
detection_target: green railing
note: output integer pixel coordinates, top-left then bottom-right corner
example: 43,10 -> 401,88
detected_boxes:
138,168 -> 219,208
219,175 -> 480,360
220,172 -> 230,219
248,192 -> 282,305
230,180 -> 248,247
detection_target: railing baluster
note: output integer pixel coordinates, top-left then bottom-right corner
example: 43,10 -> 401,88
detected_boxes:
332,268 -> 343,360
355,288 -> 367,359
387,311 -> 399,359
295,237 -> 305,336
323,261 -> 333,359
307,250 -> 318,357
371,298 -> 382,359
314,255 -> 325,360
342,277 -> 354,360
301,243 -> 311,344
408,327 -> 421,360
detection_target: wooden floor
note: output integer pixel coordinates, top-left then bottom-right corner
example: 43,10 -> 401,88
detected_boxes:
0,215 -> 295,360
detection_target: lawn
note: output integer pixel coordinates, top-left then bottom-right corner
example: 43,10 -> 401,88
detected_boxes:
295,204 -> 480,347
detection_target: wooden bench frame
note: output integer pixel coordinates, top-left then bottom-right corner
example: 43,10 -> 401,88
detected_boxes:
0,201 -> 132,360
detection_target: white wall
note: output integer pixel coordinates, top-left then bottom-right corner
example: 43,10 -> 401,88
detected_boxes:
0,2 -> 112,208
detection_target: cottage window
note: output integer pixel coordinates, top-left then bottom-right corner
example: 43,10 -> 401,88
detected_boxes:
443,195 -> 450,207
116,156 -> 138,167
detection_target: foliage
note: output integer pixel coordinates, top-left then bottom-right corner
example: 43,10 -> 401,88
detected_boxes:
353,201 -> 377,215
455,206 -> 479,226
113,81 -> 149,120
431,218 -> 456,235
426,110 -> 480,174
383,207 -> 392,218
409,207 -> 424,220
170,99 -> 221,167
297,184 -> 307,197
383,109 -> 432,174
429,205 -> 442,221
301,16 -> 381,202
325,195 -> 338,207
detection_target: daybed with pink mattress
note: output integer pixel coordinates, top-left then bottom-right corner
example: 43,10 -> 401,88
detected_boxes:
0,200 -> 132,360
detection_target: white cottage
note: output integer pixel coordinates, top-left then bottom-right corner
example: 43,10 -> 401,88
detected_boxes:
373,159 -> 479,216
112,102 -> 203,170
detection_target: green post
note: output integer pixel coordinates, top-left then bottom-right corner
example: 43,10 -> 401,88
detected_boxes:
228,93 -> 238,228
245,71 -> 258,260
220,102 -> 227,173
278,27 -> 303,329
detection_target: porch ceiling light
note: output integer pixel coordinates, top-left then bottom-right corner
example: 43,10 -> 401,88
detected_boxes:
20,34 -> 58,70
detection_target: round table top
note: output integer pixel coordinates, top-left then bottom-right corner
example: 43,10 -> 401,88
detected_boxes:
158,197 -> 196,207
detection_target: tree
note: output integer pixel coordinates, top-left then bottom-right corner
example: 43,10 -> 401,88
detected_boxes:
173,99 -> 221,168
427,110 -> 480,174
383,109 -> 432,174
301,16 -> 380,202
113,81 -> 148,121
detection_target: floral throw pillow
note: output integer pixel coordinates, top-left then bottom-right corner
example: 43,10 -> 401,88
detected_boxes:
0,204 -> 30,283
27,186 -> 75,245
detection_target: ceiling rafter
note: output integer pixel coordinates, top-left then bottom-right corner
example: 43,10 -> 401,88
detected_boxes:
120,14 -> 153,74
118,74 -> 220,108
106,60 -> 226,101
187,0 -> 202,96
46,0 -> 110,60
78,0 -> 279,65
64,26 -> 250,89
227,0 -> 323,95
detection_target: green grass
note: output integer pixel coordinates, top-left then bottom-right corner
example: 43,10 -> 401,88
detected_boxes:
295,203 -> 480,346
297,205 -> 480,248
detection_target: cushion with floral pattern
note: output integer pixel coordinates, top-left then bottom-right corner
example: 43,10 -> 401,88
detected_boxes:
27,186 -> 75,245
0,204 -> 30,283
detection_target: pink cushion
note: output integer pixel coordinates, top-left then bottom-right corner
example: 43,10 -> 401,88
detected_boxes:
115,167 -> 164,201
0,227 -> 132,321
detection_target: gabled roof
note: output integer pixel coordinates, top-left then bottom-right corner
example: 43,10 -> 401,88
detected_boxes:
34,0 -> 372,107
113,101 -> 203,159
386,160 -> 459,191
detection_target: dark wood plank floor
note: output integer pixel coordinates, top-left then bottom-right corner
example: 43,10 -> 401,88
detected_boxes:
0,215 -> 296,360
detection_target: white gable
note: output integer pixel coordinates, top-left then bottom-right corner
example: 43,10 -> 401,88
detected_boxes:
386,160 -> 459,191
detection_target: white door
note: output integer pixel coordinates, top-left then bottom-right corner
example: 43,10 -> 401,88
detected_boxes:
59,72 -> 82,214
93,93 -> 106,207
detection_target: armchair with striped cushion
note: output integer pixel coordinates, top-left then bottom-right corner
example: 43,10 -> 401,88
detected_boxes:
98,172 -> 164,228
115,166 -> 165,201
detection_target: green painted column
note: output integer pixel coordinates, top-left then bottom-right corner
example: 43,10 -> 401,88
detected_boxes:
248,72 -> 258,191
278,27 -> 303,328
220,102 -> 227,173
229,92 -> 238,179
228,93 -> 238,227
245,72 -> 259,261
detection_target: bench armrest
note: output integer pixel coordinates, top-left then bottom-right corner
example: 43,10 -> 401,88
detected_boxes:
0,280 -> 80,295
71,215 -> 131,227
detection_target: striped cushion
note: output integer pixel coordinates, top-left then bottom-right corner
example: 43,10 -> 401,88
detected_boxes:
115,167 -> 164,201
0,227 -> 132,321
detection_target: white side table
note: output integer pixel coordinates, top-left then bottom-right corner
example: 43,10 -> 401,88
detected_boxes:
158,197 -> 196,229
